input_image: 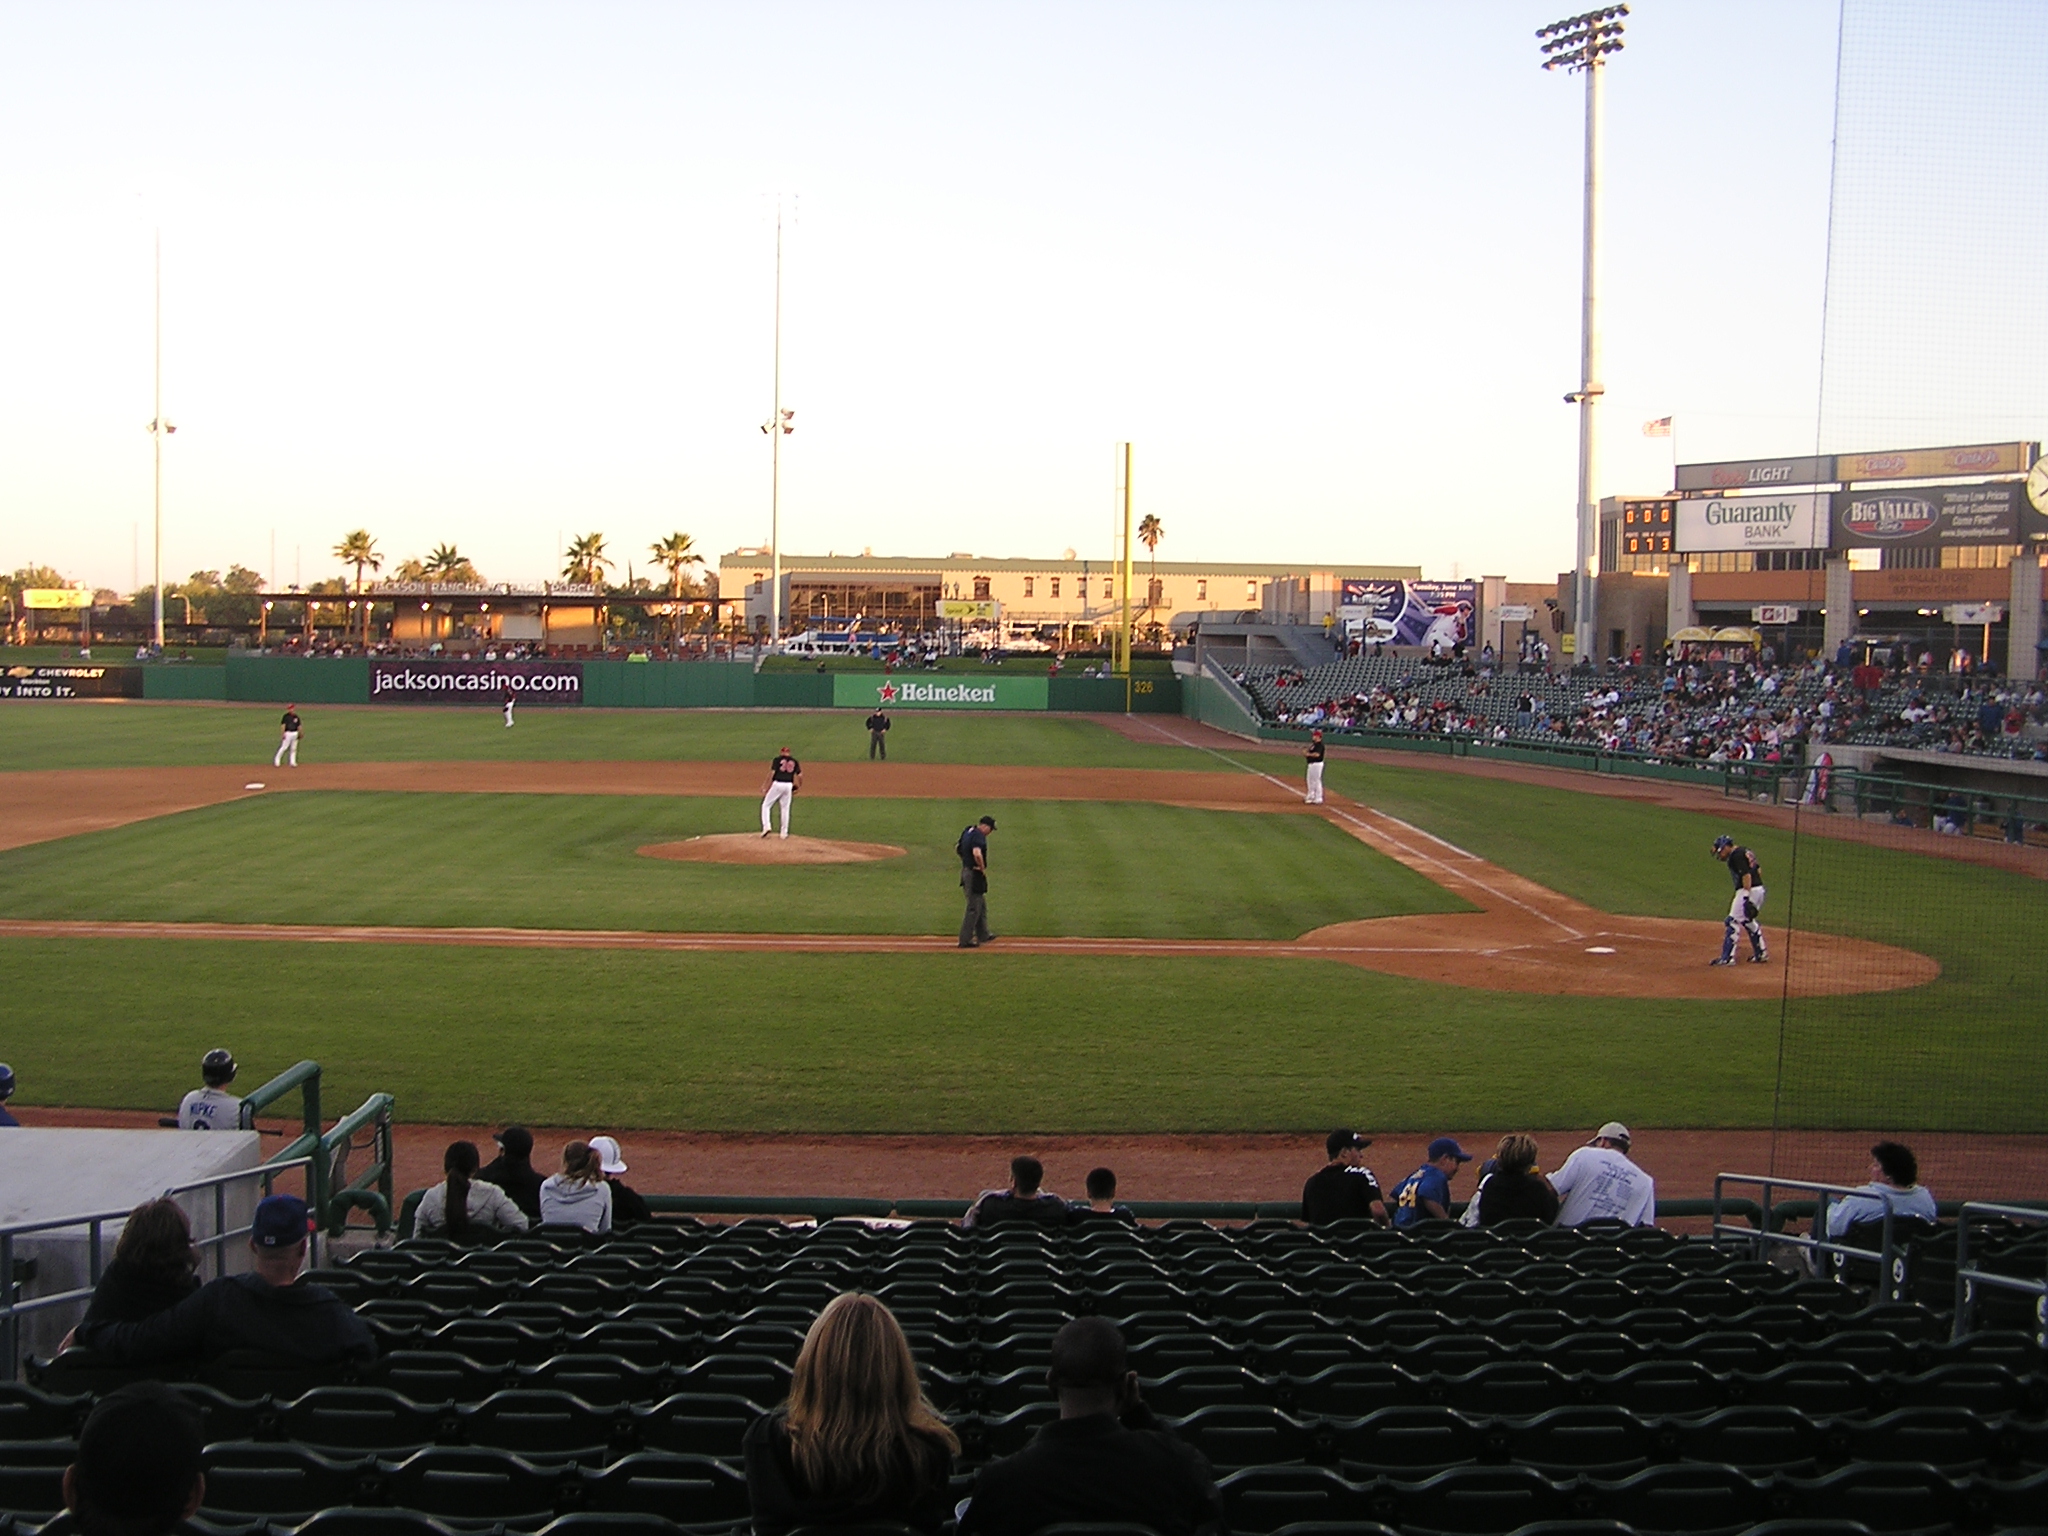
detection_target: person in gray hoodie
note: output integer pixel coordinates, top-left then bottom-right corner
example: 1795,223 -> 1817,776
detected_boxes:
539,1139 -> 613,1233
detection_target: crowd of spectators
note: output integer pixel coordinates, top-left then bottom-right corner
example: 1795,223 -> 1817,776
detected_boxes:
1243,642 -> 2048,765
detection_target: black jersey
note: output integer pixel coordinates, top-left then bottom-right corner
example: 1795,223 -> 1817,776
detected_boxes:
1727,846 -> 1762,888
1305,740 -> 1326,764
769,754 -> 800,782
280,711 -> 301,733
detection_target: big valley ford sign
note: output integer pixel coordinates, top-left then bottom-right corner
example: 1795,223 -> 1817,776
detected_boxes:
832,674 -> 1050,709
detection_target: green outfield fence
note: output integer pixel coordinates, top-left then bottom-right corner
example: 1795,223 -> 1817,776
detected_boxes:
105,655 -> 1184,712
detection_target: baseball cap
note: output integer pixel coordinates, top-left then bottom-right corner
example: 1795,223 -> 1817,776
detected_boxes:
1427,1137 -> 1474,1163
589,1135 -> 628,1175
1591,1121 -> 1632,1147
494,1125 -> 534,1158
1326,1130 -> 1371,1158
251,1193 -> 311,1249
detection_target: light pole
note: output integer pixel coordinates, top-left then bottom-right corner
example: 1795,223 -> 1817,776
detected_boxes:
1539,5 -> 1626,668
760,204 -> 794,648
146,231 -> 177,651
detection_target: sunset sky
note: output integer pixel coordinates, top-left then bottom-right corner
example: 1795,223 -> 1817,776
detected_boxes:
0,2 -> 2035,595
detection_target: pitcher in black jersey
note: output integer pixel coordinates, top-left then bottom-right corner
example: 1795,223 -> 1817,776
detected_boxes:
1711,834 -> 1769,966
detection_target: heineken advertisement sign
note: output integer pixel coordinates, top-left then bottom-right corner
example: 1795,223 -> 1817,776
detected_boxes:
831,674 -> 1050,710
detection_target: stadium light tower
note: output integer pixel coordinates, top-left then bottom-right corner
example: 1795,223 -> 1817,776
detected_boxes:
760,204 -> 794,646
1538,5 -> 1626,669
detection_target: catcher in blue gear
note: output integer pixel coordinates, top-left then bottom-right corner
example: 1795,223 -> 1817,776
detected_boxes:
1711,834 -> 1768,966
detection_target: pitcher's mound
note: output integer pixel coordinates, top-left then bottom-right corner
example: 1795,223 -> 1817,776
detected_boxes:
638,834 -> 907,866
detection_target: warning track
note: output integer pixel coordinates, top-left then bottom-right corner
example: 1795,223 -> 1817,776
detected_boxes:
0,756 -> 1936,999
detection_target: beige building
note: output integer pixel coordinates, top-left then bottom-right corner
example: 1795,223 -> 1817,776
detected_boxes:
719,549 -> 1420,639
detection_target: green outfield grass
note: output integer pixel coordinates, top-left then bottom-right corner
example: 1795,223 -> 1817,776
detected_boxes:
0,701 -> 1220,772
0,792 -> 1461,938
3,708 -> 2042,1132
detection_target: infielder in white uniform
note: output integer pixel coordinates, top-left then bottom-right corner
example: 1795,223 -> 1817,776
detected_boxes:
760,748 -> 802,839
274,706 -> 301,767
178,1048 -> 243,1130
503,686 -> 517,728
1304,729 -> 1326,804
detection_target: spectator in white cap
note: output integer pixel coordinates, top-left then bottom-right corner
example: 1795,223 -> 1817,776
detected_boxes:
589,1135 -> 652,1225
1548,1122 -> 1656,1228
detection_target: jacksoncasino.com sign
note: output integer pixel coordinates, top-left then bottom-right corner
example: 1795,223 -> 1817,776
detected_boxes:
368,659 -> 584,703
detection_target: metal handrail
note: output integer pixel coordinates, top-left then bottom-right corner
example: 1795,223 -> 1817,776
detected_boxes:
320,1094 -> 396,1236
0,1156 -> 314,1382
1713,1172 -> 1928,1301
1951,1200 -> 2048,1344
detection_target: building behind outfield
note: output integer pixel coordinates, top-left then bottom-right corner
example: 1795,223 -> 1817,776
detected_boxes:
719,548 -> 1423,643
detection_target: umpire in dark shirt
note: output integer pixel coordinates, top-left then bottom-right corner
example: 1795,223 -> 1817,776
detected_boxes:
956,1316 -> 1223,1536
866,707 -> 891,759
1301,1129 -> 1386,1224
958,814 -> 996,948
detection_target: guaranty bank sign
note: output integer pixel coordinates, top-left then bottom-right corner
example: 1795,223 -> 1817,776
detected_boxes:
832,674 -> 1050,710
1675,493 -> 1828,554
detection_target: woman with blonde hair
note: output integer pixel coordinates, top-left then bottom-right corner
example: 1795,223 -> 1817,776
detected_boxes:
744,1291 -> 958,1534
1474,1133 -> 1560,1226
538,1139 -> 613,1233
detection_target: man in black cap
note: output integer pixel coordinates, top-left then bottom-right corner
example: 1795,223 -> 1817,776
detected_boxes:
957,814 -> 997,948
63,1381 -> 205,1536
957,1316 -> 1221,1536
478,1125 -> 545,1222
70,1194 -> 373,1370
1301,1130 -> 1386,1224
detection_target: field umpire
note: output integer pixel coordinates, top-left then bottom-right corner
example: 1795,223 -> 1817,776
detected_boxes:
957,815 -> 997,948
866,706 -> 891,760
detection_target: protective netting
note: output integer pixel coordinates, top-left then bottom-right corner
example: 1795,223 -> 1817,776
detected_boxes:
1815,0 -> 2048,454
1765,796 -> 2048,1197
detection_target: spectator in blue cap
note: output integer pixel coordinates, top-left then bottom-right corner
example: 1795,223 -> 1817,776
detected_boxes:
1389,1137 -> 1473,1228
69,1193 -> 373,1371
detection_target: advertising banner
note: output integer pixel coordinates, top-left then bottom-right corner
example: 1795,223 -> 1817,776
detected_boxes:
1946,604 -> 2004,625
1675,455 -> 1833,493
1676,493 -> 1829,553
832,674 -> 1049,710
368,659 -> 584,704
1753,606 -> 1802,626
1338,580 -> 1478,647
937,599 -> 999,621
1831,481 -> 2032,550
0,664 -> 142,700
21,588 -> 95,610
1836,442 -> 2033,482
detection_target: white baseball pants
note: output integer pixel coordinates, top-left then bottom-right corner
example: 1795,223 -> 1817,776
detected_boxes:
275,732 -> 299,767
1305,762 -> 1324,804
761,781 -> 794,837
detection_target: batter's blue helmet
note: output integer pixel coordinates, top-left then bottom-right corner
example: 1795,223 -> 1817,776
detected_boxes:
0,1064 -> 14,1101
202,1049 -> 238,1087
1712,835 -> 1735,855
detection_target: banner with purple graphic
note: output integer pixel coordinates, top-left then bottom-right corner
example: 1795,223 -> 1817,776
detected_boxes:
369,659 -> 584,704
1338,580 -> 1479,647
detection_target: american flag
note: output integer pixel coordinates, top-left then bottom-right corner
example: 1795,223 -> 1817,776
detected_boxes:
1642,417 -> 1673,438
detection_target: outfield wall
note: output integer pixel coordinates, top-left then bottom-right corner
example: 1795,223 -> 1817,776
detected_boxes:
106,656 -> 1185,712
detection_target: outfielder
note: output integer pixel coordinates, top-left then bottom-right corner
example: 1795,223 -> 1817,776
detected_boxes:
760,747 -> 802,839
503,686 -> 517,728
275,704 -> 301,767
1710,834 -> 1768,965
178,1049 -> 242,1130
1304,729 -> 1326,804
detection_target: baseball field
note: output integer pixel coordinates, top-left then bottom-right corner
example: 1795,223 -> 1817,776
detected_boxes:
4,699 -> 2044,1163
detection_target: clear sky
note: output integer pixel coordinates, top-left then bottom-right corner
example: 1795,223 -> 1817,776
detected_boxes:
0,1 -> 1953,593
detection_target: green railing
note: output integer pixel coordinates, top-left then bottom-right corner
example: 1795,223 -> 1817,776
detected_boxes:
1715,761 -> 2048,840
238,1061 -> 397,1235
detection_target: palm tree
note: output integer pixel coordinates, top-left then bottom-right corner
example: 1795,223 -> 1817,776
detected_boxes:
649,532 -> 703,645
423,543 -> 462,579
333,530 -> 381,646
562,532 -> 612,588
1137,514 -> 1165,621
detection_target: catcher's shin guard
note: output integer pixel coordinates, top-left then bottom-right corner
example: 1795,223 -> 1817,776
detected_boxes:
1719,917 -> 1739,964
